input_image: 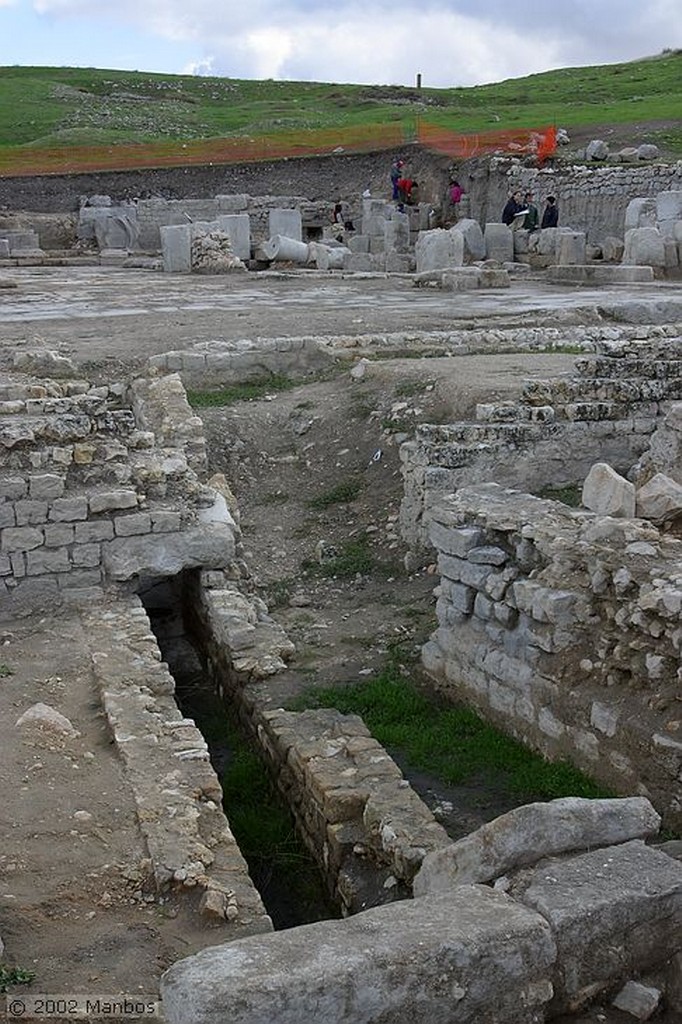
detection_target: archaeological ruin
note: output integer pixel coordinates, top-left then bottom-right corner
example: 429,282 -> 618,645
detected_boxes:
1,144 -> 681,1022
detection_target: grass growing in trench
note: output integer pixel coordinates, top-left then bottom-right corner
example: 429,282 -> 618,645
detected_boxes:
187,374 -> 295,407
291,645 -> 608,802
219,717 -> 339,925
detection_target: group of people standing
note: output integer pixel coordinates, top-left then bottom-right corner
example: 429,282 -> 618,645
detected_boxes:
502,190 -> 558,230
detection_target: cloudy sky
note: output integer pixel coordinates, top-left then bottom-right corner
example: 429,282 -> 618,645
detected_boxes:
1,0 -> 680,88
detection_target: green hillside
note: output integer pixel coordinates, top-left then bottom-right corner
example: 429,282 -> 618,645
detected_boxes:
0,50 -> 679,156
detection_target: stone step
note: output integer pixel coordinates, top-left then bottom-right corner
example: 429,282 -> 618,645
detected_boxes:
575,356 -> 682,381
522,377 -> 681,406
415,421 -> 545,447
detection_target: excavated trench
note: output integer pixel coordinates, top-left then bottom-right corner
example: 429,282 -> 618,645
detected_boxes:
137,572 -> 339,930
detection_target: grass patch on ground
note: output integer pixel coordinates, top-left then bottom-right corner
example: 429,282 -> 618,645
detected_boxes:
308,478 -> 363,509
187,375 -> 295,407
538,483 -> 583,508
302,538 -> 376,579
0,964 -> 35,993
394,379 -> 435,398
291,647 -> 608,802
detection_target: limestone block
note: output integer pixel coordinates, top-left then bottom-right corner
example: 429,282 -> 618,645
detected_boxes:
625,198 -> 657,231
637,143 -> 660,160
215,214 -> 251,260
586,139 -> 609,160
161,886 -> 556,1024
612,980 -> 660,1020
479,268 -> 511,288
534,226 -> 561,256
102,523 -> 236,581
602,235 -> 625,262
664,237 -> 679,268
636,473 -> 682,524
0,238 -> 9,258
384,211 -> 410,253
49,497 -> 89,522
344,252 -> 372,272
268,208 -> 302,241
513,228 -> 529,254
89,489 -> 138,514
483,223 -> 513,263
656,191 -> 682,238
557,231 -> 586,266
348,234 -> 370,253
623,227 -> 666,268
413,797 -> 660,895
441,267 -> 480,290
361,198 -> 390,237
385,252 -> 412,273
450,218 -> 486,260
582,462 -> 636,517
29,473 -> 65,500
160,224 -> 192,273
512,840 -> 682,1013
415,228 -> 463,273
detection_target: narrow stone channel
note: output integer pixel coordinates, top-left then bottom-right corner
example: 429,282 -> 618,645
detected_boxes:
137,575 -> 339,930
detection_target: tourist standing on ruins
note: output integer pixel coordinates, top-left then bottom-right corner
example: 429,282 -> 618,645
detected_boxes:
331,203 -> 345,241
502,190 -> 525,225
522,191 -> 539,231
541,195 -> 559,228
449,180 -> 464,221
390,158 -> 405,200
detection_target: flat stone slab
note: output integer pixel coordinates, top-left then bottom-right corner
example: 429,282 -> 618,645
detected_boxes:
161,885 -> 556,1024
510,839 -> 682,1013
413,796 -> 661,895
547,264 -> 654,284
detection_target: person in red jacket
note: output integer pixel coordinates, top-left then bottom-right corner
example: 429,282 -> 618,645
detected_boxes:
397,178 -> 419,205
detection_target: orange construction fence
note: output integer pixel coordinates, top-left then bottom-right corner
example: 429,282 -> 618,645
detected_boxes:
0,122 -> 555,178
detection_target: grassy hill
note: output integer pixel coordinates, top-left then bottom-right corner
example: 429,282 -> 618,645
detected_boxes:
0,50 -> 679,170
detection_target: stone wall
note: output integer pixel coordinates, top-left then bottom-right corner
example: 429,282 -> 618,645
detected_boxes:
0,370 -> 236,617
400,326 -> 682,551
422,481 -> 682,831
465,156 -> 682,244
136,194 -> 332,252
186,574 -> 450,914
82,594 -> 273,936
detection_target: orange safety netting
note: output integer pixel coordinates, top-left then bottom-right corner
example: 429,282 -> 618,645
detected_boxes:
0,122 -> 555,178
417,122 -> 557,162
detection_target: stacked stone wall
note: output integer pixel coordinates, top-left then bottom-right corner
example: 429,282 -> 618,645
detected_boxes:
136,194 -> 330,252
422,482 -> 682,831
400,327 -> 682,550
82,595 -> 273,935
0,372 -> 234,617
186,576 -> 450,913
470,158 -> 682,244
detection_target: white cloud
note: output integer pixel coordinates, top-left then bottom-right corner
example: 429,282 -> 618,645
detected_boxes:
24,0 -> 682,84
182,56 -> 216,76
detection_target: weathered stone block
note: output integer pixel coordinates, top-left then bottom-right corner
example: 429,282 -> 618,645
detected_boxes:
409,798 -> 659,897
161,886 -> 556,1024
513,840 -> 682,1013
